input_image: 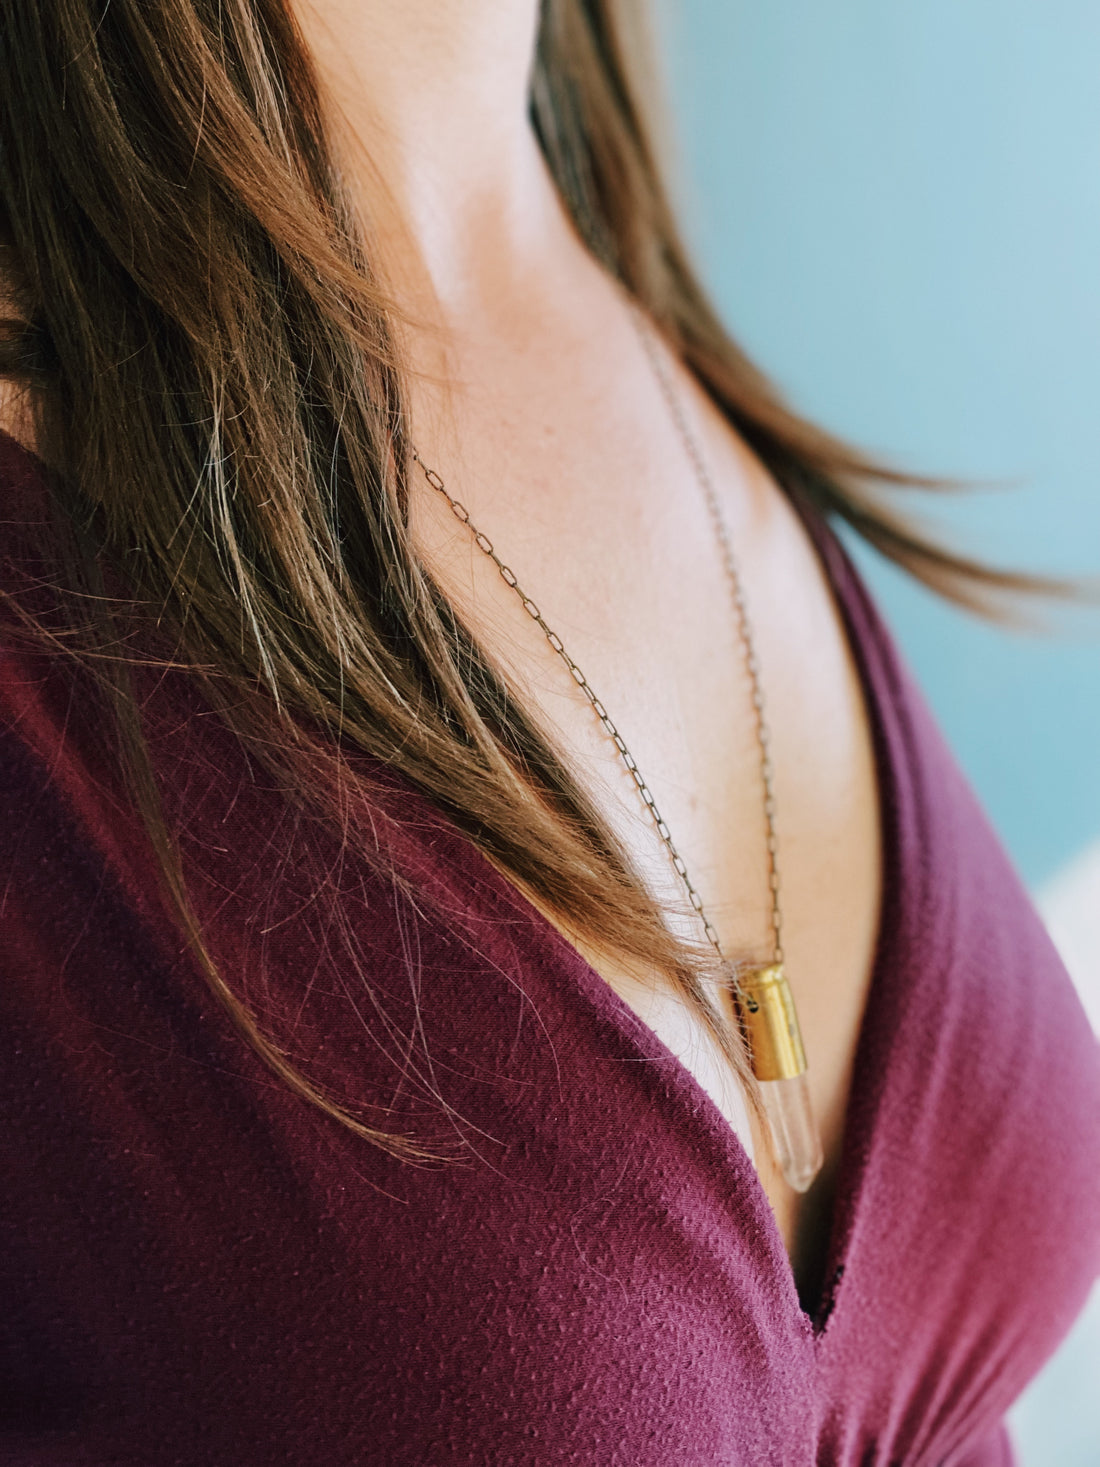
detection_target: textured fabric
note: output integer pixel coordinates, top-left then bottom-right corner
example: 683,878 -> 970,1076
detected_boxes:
1,427 -> 1098,1466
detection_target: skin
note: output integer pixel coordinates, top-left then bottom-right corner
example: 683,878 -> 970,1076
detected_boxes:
4,1 -> 884,1306
294,0 -> 883,1301
289,0 -> 884,1303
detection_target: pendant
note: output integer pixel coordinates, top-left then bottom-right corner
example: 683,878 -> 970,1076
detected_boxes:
737,964 -> 824,1194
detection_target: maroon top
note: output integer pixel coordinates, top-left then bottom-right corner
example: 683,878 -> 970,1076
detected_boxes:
1,428 -> 1098,1465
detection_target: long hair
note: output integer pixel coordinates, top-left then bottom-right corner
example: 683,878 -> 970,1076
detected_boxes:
0,0 -> 1065,1157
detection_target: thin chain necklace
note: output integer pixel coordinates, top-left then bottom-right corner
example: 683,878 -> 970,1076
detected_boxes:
410,304 -> 823,1193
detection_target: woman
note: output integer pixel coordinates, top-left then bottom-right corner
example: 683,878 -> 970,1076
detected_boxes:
1,2 -> 1096,1462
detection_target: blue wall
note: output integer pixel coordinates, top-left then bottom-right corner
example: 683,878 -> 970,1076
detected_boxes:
655,0 -> 1100,886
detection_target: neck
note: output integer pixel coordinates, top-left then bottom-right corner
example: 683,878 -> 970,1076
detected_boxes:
291,0 -> 569,322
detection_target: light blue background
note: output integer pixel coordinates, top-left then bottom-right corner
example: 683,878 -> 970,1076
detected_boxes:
654,0 -> 1100,890
652,4 -> 1100,1461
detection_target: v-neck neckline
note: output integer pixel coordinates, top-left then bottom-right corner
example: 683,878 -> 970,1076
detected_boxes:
457,489 -> 909,1346
0,426 -> 906,1344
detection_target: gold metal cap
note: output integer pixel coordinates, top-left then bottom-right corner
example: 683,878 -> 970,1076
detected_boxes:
737,963 -> 808,1082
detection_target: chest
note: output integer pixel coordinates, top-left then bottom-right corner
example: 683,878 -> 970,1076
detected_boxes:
406,357 -> 882,1299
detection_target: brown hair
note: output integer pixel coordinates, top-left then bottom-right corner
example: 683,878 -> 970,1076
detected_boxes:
0,0 -> 1068,1157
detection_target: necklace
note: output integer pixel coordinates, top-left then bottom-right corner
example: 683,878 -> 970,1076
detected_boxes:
410,305 -> 824,1194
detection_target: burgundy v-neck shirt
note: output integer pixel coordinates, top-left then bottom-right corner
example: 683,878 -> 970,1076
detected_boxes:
1,429 -> 1098,1465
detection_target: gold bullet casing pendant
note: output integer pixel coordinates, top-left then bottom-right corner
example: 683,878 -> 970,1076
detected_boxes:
737,963 -> 808,1082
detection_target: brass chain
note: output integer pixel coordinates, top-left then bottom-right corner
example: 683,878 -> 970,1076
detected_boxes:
631,311 -> 784,969
409,304 -> 784,974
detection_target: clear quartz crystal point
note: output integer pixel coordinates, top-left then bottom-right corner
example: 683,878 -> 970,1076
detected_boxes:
760,1072 -> 824,1193
736,963 -> 824,1193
